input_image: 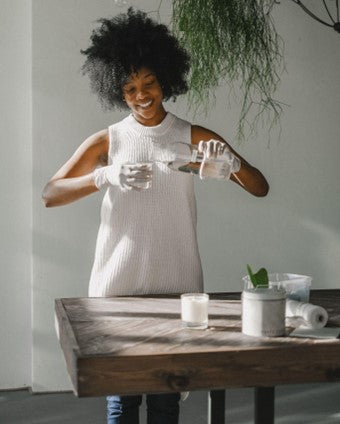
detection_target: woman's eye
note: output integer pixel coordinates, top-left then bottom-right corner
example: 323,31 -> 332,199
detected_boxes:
124,87 -> 135,94
146,80 -> 155,87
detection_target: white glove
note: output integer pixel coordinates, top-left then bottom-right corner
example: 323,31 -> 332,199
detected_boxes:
93,163 -> 152,191
198,139 -> 241,180
198,139 -> 229,160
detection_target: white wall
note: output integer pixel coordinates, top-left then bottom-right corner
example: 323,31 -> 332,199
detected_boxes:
0,0 -> 32,389
32,0 -> 172,392
1,0 -> 339,391
33,0 -> 340,392
194,2 -> 340,293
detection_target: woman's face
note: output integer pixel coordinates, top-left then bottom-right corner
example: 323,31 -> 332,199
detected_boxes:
122,67 -> 166,126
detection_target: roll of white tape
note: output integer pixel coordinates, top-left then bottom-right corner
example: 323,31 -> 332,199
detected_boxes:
286,300 -> 328,329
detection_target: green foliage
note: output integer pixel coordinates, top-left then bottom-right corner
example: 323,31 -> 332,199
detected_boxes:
247,264 -> 269,288
172,0 -> 284,141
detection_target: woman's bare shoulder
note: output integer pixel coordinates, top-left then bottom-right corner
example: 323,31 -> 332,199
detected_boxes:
84,128 -> 109,148
49,129 -> 110,181
83,129 -> 109,165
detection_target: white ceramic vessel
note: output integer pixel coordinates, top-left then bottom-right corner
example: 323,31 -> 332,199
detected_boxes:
242,287 -> 286,337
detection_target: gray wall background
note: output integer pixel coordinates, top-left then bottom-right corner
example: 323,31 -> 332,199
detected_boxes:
1,0 -> 339,392
0,0 -> 32,389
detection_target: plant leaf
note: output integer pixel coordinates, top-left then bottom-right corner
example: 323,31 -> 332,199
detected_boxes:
247,264 -> 269,288
247,264 -> 255,283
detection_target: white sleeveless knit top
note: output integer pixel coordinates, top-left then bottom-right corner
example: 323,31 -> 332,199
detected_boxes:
88,112 -> 203,297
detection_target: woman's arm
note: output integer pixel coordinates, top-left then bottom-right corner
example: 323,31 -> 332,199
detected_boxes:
191,125 -> 269,197
42,129 -> 109,207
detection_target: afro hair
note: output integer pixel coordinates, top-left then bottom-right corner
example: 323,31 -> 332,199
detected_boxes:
80,8 -> 190,110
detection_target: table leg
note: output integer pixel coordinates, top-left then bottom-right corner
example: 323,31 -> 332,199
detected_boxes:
254,386 -> 275,424
208,390 -> 225,424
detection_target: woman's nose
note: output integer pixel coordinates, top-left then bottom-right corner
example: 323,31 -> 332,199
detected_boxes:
136,88 -> 148,100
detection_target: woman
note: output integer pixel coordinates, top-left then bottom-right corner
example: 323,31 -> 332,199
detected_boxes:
42,8 -> 268,424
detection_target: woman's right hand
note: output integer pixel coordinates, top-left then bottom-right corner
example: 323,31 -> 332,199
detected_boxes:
94,162 -> 153,191
120,163 -> 153,191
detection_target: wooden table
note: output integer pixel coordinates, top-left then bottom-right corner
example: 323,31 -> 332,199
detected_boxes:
55,290 -> 340,423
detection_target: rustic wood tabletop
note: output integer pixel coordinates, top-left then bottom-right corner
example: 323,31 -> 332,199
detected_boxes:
55,289 -> 340,399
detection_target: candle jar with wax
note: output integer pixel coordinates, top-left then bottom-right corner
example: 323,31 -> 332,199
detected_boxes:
181,293 -> 209,329
242,266 -> 286,337
242,283 -> 286,337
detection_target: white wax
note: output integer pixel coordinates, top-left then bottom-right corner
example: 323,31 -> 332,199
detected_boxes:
181,294 -> 208,325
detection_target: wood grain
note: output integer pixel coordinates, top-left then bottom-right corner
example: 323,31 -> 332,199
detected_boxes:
55,290 -> 340,397
55,299 -> 81,393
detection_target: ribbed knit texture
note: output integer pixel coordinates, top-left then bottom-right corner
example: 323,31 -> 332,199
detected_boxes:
88,112 -> 203,297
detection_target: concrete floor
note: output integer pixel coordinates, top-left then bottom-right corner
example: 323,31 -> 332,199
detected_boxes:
1,383 -> 340,424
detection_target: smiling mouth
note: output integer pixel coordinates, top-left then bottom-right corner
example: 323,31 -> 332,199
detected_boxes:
137,100 -> 153,109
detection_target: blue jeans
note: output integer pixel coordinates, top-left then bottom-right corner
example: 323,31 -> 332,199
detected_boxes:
107,393 -> 180,424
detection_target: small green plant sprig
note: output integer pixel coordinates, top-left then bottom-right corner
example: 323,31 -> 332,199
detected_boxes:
247,264 -> 269,288
172,0 -> 284,142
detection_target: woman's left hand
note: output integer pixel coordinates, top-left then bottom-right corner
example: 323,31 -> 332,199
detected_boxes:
192,126 -> 269,196
197,139 -> 236,180
198,139 -> 229,160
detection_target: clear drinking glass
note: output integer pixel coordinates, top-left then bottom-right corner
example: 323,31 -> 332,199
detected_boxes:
122,162 -> 153,190
181,293 -> 209,329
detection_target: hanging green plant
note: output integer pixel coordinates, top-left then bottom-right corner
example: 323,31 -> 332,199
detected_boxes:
172,0 -> 284,141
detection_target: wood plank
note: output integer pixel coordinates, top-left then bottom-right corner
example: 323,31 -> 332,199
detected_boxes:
54,299 -> 81,395
74,342 -> 340,397
55,290 -> 340,397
